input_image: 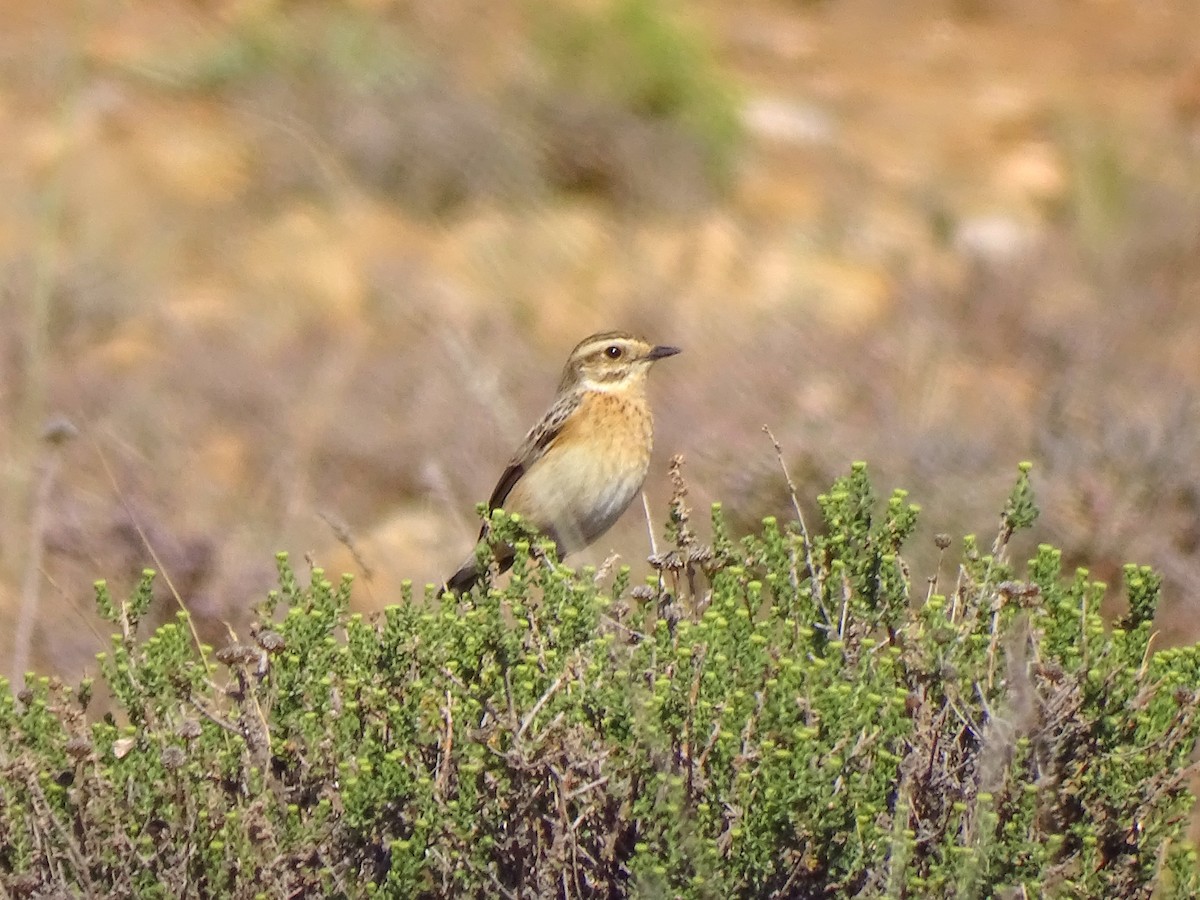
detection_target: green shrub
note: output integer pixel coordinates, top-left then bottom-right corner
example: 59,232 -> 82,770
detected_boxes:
2,462 -> 1198,898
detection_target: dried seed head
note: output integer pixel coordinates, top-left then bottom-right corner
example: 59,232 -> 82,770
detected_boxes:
65,736 -> 92,760
215,643 -> 259,667
161,746 -> 187,770
256,630 -> 286,653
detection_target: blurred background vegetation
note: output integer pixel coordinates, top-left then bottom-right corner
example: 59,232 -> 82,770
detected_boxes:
2,0 -> 1199,684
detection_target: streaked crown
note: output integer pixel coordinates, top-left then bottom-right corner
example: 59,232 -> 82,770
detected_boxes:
558,331 -> 680,393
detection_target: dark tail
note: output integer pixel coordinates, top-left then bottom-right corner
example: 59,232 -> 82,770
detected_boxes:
442,551 -> 515,596
443,560 -> 481,596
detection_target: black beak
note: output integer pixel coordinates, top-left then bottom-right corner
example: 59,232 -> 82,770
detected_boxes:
646,344 -> 681,361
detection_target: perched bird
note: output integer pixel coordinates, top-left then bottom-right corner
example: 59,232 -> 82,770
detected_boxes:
444,330 -> 680,595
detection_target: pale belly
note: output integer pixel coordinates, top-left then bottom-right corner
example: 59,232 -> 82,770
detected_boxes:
505,440 -> 650,554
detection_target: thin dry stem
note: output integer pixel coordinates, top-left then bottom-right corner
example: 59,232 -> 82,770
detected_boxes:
763,425 -> 823,609
93,432 -> 212,676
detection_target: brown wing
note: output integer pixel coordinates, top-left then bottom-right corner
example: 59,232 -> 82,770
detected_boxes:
485,460 -> 526,516
449,392 -> 582,592
484,391 -> 581,518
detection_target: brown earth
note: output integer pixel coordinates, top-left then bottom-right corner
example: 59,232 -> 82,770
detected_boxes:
2,0 -> 1199,684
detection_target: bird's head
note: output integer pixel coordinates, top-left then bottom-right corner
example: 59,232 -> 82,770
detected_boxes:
559,331 -> 680,393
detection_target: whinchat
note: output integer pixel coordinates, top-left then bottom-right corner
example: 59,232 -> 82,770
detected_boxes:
445,330 -> 680,594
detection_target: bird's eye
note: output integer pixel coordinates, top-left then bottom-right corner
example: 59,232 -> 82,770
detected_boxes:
605,345 -> 623,360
